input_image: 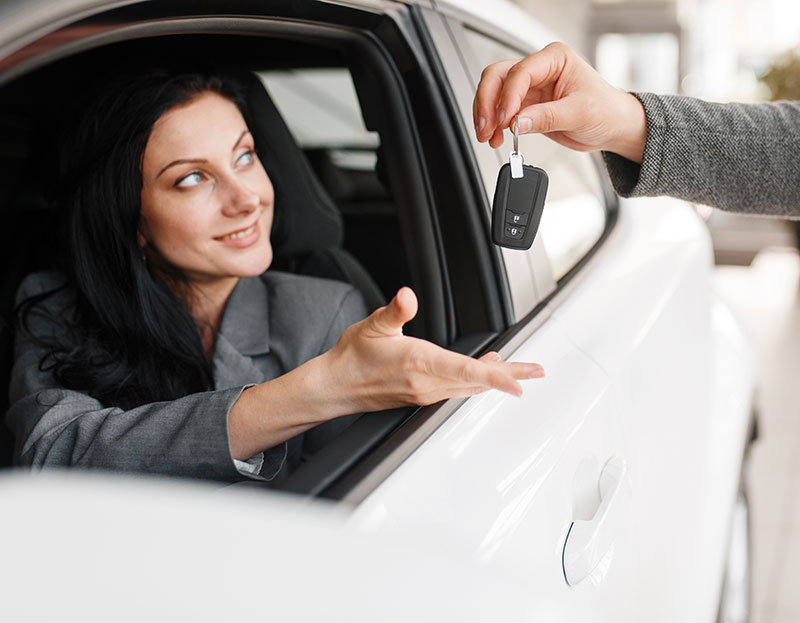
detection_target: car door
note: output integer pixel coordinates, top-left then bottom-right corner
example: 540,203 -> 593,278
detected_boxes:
346,4 -> 753,622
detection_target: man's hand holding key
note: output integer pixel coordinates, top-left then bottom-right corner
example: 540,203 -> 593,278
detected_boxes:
473,41 -> 648,164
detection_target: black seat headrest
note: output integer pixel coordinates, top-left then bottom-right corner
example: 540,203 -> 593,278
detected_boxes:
238,72 -> 343,261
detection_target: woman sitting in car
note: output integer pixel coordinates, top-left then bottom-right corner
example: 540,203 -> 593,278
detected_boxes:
6,69 -> 543,482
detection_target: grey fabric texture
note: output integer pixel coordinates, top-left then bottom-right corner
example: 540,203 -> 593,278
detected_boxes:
6,270 -> 367,482
602,93 -> 800,216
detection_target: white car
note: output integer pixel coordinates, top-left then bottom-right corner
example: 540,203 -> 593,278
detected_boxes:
0,1 -> 755,621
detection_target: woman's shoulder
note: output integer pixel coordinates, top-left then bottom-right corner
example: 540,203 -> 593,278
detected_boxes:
15,271 -> 69,303
257,270 -> 368,327
13,271 -> 76,346
258,270 -> 360,302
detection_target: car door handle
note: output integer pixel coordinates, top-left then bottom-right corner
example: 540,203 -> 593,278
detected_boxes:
562,457 -> 627,586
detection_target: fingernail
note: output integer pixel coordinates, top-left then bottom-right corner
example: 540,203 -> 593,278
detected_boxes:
478,116 -> 486,134
529,367 -> 545,378
497,109 -> 505,125
519,117 -> 533,133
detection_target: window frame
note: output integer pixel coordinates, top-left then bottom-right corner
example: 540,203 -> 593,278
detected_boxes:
420,7 -> 620,319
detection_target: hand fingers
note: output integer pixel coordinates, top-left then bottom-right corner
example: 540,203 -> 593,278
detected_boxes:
425,346 -> 544,397
474,59 -> 519,142
495,43 -> 570,130
478,351 -> 501,362
366,286 -> 418,336
476,42 -> 574,145
516,97 -> 578,135
488,126 -> 506,149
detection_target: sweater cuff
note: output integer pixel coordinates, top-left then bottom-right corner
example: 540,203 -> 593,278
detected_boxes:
602,92 -> 667,198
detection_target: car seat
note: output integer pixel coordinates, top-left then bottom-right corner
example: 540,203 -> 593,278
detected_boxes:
238,71 -> 387,312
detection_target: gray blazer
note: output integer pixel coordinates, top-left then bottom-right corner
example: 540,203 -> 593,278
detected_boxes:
6,271 -> 368,482
603,93 -> 800,215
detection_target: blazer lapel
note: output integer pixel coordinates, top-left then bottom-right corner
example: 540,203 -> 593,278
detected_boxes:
212,276 -> 272,390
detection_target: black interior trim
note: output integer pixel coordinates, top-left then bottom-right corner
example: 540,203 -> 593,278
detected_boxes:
279,407 -> 414,497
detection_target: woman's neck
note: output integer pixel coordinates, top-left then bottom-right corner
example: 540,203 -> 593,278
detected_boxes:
186,277 -> 239,358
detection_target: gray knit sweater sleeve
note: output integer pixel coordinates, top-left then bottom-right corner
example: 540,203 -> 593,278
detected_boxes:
602,93 -> 800,216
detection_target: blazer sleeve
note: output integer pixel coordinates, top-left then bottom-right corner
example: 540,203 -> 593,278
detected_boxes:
6,274 -> 249,481
602,93 -> 800,216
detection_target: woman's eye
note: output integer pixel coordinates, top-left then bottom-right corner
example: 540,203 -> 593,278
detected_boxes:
175,172 -> 204,188
236,150 -> 255,167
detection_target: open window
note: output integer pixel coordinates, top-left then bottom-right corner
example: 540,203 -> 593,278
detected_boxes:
0,2 -> 509,491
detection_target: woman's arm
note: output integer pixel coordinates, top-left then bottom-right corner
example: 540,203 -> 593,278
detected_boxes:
7,375 -> 252,481
9,276 -> 542,477
8,273 -> 271,481
474,42 -> 800,215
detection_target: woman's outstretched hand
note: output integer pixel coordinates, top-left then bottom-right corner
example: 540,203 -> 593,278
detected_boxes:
322,287 -> 544,414
229,287 -> 544,460
473,41 -> 648,163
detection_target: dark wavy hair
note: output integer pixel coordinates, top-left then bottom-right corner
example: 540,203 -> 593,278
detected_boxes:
18,69 -> 250,409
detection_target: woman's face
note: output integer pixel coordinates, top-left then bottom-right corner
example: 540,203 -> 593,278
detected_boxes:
139,91 -> 274,290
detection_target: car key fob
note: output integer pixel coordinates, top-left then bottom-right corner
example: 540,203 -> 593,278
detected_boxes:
491,116 -> 548,250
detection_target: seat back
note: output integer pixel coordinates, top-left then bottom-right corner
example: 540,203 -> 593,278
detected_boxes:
238,71 -> 386,311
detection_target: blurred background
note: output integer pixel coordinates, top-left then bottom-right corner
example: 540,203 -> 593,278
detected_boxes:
513,0 -> 800,263
508,1 -> 800,621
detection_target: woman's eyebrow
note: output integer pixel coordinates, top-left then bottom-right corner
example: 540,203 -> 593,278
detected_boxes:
156,158 -> 207,178
232,129 -> 250,150
156,130 -> 251,179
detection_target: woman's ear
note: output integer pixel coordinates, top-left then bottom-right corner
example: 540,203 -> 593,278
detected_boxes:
136,220 -> 149,250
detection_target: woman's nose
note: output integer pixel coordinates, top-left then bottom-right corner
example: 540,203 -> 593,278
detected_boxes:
221,177 -> 260,217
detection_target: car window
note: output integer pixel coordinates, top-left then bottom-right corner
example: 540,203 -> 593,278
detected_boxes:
258,68 -> 378,149
462,27 -> 609,281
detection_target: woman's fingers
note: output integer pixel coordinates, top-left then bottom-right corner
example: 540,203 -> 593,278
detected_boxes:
422,344 -> 544,398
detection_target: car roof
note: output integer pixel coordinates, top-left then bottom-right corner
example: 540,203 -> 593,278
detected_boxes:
0,0 -> 553,61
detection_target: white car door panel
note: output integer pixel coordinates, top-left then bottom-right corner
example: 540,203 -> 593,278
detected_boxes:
352,196 -> 751,621
551,197 -> 751,620
350,316 -> 646,620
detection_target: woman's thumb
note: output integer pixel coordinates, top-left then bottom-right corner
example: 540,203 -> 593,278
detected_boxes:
369,287 -> 418,336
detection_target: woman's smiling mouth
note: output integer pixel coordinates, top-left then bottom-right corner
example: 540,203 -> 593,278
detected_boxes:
216,222 -> 260,247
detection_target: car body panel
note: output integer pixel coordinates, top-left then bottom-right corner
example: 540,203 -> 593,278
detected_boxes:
1,471 -> 592,622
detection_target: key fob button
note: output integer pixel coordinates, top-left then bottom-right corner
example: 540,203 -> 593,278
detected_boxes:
506,211 -> 527,226
504,224 -> 525,240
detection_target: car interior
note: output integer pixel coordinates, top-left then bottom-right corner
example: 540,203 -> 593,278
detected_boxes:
0,19 -> 509,496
